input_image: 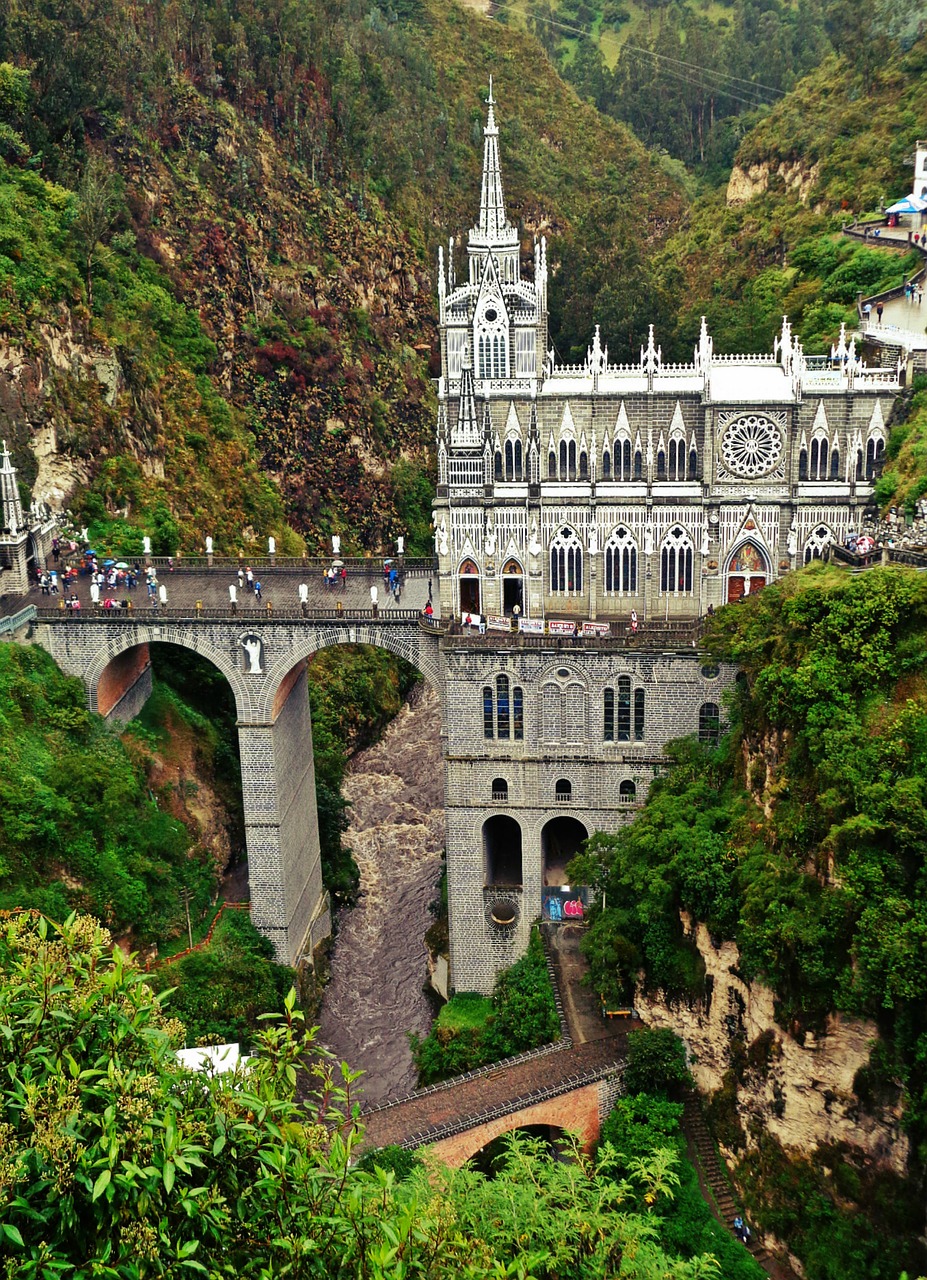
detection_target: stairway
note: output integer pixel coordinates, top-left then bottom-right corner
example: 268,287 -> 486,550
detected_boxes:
681,1089 -> 788,1276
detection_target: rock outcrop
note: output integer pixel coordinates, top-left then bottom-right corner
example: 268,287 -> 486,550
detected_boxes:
727,160 -> 821,207
637,916 -> 908,1175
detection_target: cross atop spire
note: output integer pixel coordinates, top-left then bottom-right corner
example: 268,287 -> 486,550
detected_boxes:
472,80 -> 516,249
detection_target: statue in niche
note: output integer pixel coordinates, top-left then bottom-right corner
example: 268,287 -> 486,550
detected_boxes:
588,524 -> 599,555
241,634 -> 264,674
643,524 -> 654,556
437,518 -> 449,558
700,529 -> 710,557
787,521 -> 798,558
484,516 -> 496,556
528,519 -> 541,557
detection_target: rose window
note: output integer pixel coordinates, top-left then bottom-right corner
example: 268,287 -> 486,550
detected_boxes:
720,415 -> 782,477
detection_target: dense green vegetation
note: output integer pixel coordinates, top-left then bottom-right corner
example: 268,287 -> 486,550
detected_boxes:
877,373 -> 927,514
0,911 -> 747,1279
570,564 -> 927,1277
148,908 -> 294,1045
0,643 -> 212,941
412,929 -> 560,1083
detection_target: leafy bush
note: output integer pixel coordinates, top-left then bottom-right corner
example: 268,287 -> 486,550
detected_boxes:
623,1028 -> 691,1097
412,930 -> 559,1083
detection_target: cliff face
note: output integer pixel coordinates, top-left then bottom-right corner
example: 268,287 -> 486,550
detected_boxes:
637,918 -> 908,1176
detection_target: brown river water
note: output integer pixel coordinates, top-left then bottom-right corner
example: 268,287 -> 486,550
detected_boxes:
316,682 -> 446,1106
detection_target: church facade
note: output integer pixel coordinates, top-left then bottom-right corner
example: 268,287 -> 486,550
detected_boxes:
433,88 -> 902,993
431,86 -> 899,626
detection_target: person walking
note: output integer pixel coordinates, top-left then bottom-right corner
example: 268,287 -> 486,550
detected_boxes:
238,567 -> 245,591
245,566 -> 253,588
877,300 -> 884,324
254,580 -> 262,601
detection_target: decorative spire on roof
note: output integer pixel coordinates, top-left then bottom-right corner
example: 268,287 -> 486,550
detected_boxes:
452,363 -> 482,449
472,79 -> 516,248
0,440 -> 23,536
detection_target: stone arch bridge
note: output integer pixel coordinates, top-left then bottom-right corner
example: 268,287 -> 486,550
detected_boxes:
34,603 -> 442,965
10,559 -> 724,984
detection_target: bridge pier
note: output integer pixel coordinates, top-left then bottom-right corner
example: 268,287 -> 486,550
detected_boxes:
238,660 -> 328,967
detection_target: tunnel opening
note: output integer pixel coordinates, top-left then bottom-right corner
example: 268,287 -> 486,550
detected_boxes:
483,814 -> 523,886
541,816 -> 588,887
468,1125 -> 573,1177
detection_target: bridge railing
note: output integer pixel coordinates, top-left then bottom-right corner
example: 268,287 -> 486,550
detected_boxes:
132,555 -> 438,576
32,605 -> 432,624
0,604 -> 36,636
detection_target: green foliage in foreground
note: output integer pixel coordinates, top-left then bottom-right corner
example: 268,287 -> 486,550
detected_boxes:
0,644 -> 210,942
876,373 -> 927,515
412,929 -> 560,1084
623,1028 -> 691,1098
0,912 -> 736,1278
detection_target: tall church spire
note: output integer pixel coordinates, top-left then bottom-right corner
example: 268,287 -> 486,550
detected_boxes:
477,77 -> 511,243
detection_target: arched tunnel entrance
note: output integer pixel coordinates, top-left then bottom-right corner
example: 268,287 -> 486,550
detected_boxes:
468,1124 -> 573,1176
542,816 -> 588,887
483,814 -> 523,886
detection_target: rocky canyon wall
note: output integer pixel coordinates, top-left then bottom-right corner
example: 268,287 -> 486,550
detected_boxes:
636,914 -> 908,1175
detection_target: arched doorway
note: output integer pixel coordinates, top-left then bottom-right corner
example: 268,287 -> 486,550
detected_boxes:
483,815 -> 523,886
458,558 -> 481,616
726,541 -> 768,602
501,558 -> 524,615
542,816 -> 588,886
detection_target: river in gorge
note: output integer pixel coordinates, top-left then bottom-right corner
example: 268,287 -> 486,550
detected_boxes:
316,682 -> 446,1106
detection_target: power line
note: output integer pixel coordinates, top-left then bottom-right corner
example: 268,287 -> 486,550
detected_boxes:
500,0 -> 786,103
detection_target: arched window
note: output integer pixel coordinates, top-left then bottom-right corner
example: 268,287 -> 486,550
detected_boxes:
478,335 -> 489,379
866,437 -> 884,479
568,440 -> 577,480
810,436 -> 829,480
496,674 -> 510,739
579,449 -> 588,479
619,780 -> 636,804
660,527 -> 694,594
548,450 -> 557,480
617,675 -> 631,742
634,687 -> 645,740
559,439 -> 568,478
504,440 -> 514,481
698,702 -> 721,744
483,678 -> 524,739
688,445 -> 698,479
494,450 -> 503,482
830,446 -> 840,479
483,686 -> 494,739
804,526 -> 833,563
602,448 -> 611,479
657,448 -> 666,479
633,447 -> 643,479
668,437 -> 686,481
855,447 -> 864,480
492,777 -> 508,801
550,527 -> 583,593
555,778 -> 572,802
514,440 -> 523,481
798,448 -> 808,481
604,527 -> 638,594
603,688 -> 615,741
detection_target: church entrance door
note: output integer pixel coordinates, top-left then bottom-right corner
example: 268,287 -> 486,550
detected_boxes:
458,559 -> 481,616
502,559 -> 524,616
726,541 -> 768,603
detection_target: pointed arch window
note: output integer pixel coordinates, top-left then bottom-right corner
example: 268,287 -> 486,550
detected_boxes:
604,527 -> 638,594
559,439 -> 577,480
548,449 -> 557,480
633,448 -> 643,480
617,675 -> 632,741
514,440 -> 523,480
660,526 -> 694,594
494,449 -> 503,482
602,447 -> 611,479
830,445 -> 840,479
799,447 -> 808,481
579,449 -> 589,480
866,437 -> 885,479
634,688 -> 645,740
603,688 -> 615,741
550,527 -> 583,594
688,443 -> 698,480
809,435 -> 829,480
804,525 -> 833,563
656,447 -> 666,480
855,446 -> 864,480
668,436 -> 687,481
614,436 -> 633,481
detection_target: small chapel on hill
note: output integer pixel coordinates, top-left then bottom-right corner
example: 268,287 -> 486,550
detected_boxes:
431,84 -> 898,624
